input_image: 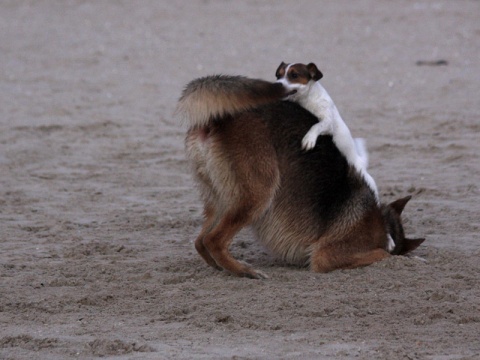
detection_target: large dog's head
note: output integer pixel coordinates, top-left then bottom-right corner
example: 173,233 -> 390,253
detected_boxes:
382,196 -> 425,255
275,62 -> 323,100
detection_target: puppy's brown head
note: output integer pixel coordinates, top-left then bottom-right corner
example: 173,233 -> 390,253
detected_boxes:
382,195 -> 425,255
275,62 -> 323,84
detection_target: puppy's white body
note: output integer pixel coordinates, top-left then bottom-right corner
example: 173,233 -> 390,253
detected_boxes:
277,63 -> 379,201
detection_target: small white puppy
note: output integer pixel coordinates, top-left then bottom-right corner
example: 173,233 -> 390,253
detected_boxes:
275,62 -> 379,201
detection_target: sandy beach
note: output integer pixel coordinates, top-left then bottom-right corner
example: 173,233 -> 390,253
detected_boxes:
1,1 -> 479,358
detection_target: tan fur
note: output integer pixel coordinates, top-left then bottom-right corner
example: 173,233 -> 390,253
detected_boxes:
186,114 -> 280,278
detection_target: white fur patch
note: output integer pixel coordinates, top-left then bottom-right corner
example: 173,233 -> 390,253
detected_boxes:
353,138 -> 369,169
412,255 -> 427,262
387,234 -> 395,253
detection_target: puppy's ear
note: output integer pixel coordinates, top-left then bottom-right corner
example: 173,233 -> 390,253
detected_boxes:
307,63 -> 323,81
275,62 -> 287,79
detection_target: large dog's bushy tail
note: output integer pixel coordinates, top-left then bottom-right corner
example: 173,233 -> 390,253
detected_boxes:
176,75 -> 286,128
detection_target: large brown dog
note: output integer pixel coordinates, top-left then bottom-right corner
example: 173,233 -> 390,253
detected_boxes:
177,75 -> 424,279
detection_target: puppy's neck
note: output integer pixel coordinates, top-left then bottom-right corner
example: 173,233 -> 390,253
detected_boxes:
294,81 -> 331,115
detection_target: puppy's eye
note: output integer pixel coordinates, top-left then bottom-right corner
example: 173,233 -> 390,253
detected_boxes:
290,72 -> 298,79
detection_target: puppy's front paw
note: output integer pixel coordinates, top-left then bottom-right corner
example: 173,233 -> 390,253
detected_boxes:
302,133 -> 318,150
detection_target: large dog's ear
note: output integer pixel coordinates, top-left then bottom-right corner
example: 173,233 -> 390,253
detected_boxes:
307,63 -> 323,81
275,62 -> 288,79
399,238 -> 426,255
389,195 -> 412,216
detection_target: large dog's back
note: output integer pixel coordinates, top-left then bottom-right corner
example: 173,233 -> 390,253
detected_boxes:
247,102 -> 378,265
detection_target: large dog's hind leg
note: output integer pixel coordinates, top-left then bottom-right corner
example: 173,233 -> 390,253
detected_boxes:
194,203 -> 222,271
192,114 -> 278,278
202,205 -> 269,279
310,245 -> 390,273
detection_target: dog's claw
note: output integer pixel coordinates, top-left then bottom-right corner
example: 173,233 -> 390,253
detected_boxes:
301,140 -> 315,151
253,270 -> 269,279
301,134 -> 317,151
240,269 -> 269,279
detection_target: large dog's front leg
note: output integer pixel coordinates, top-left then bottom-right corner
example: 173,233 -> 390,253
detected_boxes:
310,245 -> 390,273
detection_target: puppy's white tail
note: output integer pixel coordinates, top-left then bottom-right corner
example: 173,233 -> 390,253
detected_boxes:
176,75 -> 286,128
353,138 -> 369,169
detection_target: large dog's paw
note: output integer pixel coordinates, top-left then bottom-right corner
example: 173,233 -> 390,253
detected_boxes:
301,132 -> 318,150
241,269 -> 269,279
237,261 -> 269,279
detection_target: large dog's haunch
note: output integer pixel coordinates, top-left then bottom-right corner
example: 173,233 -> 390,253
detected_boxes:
177,75 -> 424,279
